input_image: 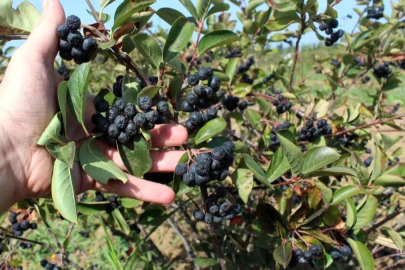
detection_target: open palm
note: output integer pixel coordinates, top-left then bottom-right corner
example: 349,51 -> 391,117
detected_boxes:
0,0 -> 186,213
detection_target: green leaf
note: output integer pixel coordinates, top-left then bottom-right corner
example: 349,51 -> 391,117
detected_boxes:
314,180 -> 333,204
370,145 -> 385,183
347,239 -> 374,270
257,202 -> 288,235
196,0 -> 211,21
305,166 -> 358,178
122,75 -> 140,105
232,168 -> 254,203
95,88 -> 116,107
0,0 -> 40,35
381,227 -> 404,251
100,217 -> 122,270
233,83 -> 252,98
195,258 -> 217,267
79,137 -> 127,184
345,198 -> 357,230
168,75 -> 183,100
244,155 -> 270,188
195,118 -> 227,145
57,82 -> 68,134
67,62 -> 91,134
112,0 -> 156,31
163,17 -> 195,63
156,8 -> 186,26
87,10 -> 111,23
267,148 -> 290,183
381,134 -> 402,151
120,198 -> 140,208
226,57 -> 240,84
77,202 -> 108,215
100,0 -> 117,10
137,85 -> 159,100
353,195 -> 377,230
52,159 -> 77,223
302,147 -> 340,175
374,175 -> 405,187
197,30 -> 239,55
266,10 -> 299,31
111,208 -> 130,235
256,97 -> 271,115
37,113 -> 67,146
117,135 -> 152,178
276,130 -> 303,176
332,185 -> 363,205
206,2 -> 230,17
273,242 -> 292,269
46,142 -> 76,169
171,153 -> 193,196
128,33 -> 162,70
382,77 -> 402,92
267,0 -> 299,12
179,0 -> 198,19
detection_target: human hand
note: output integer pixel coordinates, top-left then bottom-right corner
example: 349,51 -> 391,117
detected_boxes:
0,0 -> 187,213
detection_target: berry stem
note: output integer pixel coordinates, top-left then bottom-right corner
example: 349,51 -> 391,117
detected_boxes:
200,186 -> 228,270
85,0 -> 103,25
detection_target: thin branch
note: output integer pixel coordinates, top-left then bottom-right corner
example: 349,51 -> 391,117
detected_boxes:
0,35 -> 29,41
289,6 -> 306,91
116,50 -> 151,86
366,206 -> 405,234
187,21 -> 204,75
382,258 -> 405,270
42,220 -> 63,252
0,233 -> 56,254
167,218 -> 199,270
85,0 -> 102,24
200,187 -> 227,270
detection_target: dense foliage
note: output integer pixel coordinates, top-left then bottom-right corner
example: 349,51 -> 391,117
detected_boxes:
1,0 -> 405,269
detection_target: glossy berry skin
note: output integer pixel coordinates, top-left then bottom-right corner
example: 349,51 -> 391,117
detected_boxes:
56,24 -> 69,39
59,39 -> 72,51
209,204 -> 219,214
95,99 -> 109,112
30,223 -> 37,230
138,96 -> 153,111
133,113 -> 147,127
114,99 -> 126,111
187,74 -> 199,86
114,115 -> 128,130
223,141 -> 235,152
298,257 -> 309,265
208,76 -> 221,92
82,37 -> 98,52
71,47 -> 86,59
331,250 -> 343,260
108,124 -> 120,138
124,104 -> 137,118
206,108 -> 217,120
204,86 -> 215,99
330,19 -> 338,28
185,120 -> 197,130
181,101 -> 194,112
194,85 -> 206,97
195,173 -> 210,186
197,67 -> 212,81
211,146 -> 227,161
363,157 -> 373,167
145,110 -> 159,124
189,112 -> 202,125
157,100 -> 170,115
204,213 -> 213,224
59,50 -> 73,61
193,209 -> 205,221
186,92 -> 198,106
67,31 -> 83,46
126,122 -> 138,136
183,173 -> 196,187
108,107 -> 119,123
175,163 -> 187,176
319,23 -> 327,31
117,132 -> 130,144
303,250 -> 313,261
20,220 -> 30,231
340,245 -> 352,256
41,259 -> 49,267
66,15 -> 81,31
294,248 -> 304,258
309,245 -> 323,256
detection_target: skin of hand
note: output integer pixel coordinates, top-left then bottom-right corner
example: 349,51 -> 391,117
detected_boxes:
0,0 -> 187,213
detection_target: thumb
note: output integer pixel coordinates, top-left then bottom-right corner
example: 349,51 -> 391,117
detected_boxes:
24,0 -> 65,62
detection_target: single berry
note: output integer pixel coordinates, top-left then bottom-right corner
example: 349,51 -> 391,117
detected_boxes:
66,15 -> 81,31
181,101 -> 194,112
239,100 -> 248,110
206,108 -> 217,120
157,100 -> 170,115
14,230 -> 23,236
194,85 -> 206,97
108,107 -> 119,123
126,121 -> 139,136
204,213 -> 213,224
224,208 -> 236,220
213,215 -> 223,223
340,245 -> 352,256
197,67 -> 211,80
294,248 -> 304,258
41,259 -> 49,267
45,262 -> 54,270
114,99 -> 126,111
175,163 -> 187,176
193,209 -> 205,221
209,204 -> 219,214
133,113 -> 147,127
186,92 -> 198,106
113,82 -> 122,97
183,172 -> 196,187
82,37 -> 98,52
330,19 -> 339,28
211,146 -> 228,161
219,169 -> 228,181
117,132 -> 130,144
138,96 -> 153,111
108,124 -> 120,138
189,112 -> 203,125
319,23 -> 327,31
59,50 -> 73,61
95,99 -> 109,113
187,74 -> 200,86
56,24 -> 69,39
298,257 -> 309,265
114,115 -> 128,130
124,104 -> 137,118
204,86 -> 215,99
195,173 -> 210,186
145,110 -> 159,124
208,76 -> 221,92
20,220 -> 30,231
331,250 -> 343,260
30,223 -> 37,230
59,39 -> 72,51
303,250 -> 313,260
67,31 -> 83,46
185,120 -> 197,130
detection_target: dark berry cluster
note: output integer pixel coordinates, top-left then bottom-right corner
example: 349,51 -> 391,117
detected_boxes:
319,19 -> 344,46
204,50 -> 214,63
95,192 -> 122,212
373,62 -> 392,78
19,242 -> 33,249
185,109 -> 218,131
236,56 -> 255,74
263,73 -> 275,83
298,119 -> 332,142
269,121 -> 290,151
336,133 -> 357,147
330,245 -> 352,261
79,231 -> 90,238
240,74 -> 254,84
331,58 -> 341,68
57,64 -> 70,81
354,57 -> 364,67
9,212 -> 37,237
222,95 -> 240,111
388,157 -> 400,166
289,245 -> 323,267
175,142 -> 235,187
361,76 -> 371,84
225,48 -> 242,59
193,200 -> 242,224
185,55 -> 202,65
92,96 -> 168,145
399,59 -> 405,70
40,259 -> 62,270
283,39 -> 293,46
367,5 -> 384,20
347,14 -> 353,19
363,157 -> 373,167
271,92 -> 293,114
56,15 -> 98,64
